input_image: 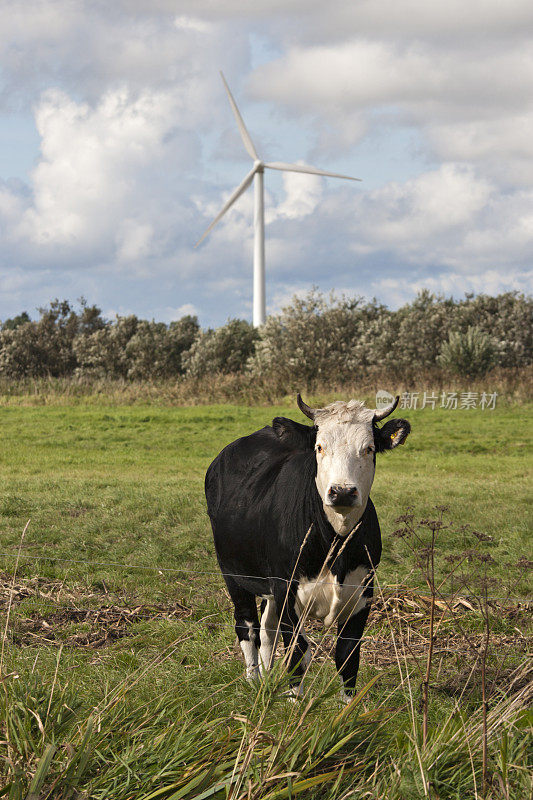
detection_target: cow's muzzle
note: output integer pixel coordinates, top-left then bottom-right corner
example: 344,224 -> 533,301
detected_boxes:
326,484 -> 359,508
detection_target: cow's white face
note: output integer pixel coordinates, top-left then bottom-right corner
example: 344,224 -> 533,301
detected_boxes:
296,394 -> 410,536
313,401 -> 377,535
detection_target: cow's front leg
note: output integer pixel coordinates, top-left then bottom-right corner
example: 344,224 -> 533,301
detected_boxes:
336,603 -> 371,702
275,586 -> 310,696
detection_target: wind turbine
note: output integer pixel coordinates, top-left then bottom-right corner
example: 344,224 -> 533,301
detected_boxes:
196,72 -> 361,327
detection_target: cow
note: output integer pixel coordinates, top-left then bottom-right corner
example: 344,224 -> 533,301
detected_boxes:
205,394 -> 410,701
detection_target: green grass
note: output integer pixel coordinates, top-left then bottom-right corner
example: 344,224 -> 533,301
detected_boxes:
0,400 -> 531,798
0,402 -> 530,594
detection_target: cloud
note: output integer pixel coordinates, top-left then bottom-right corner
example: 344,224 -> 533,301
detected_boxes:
427,114 -> 533,186
268,166 -> 323,221
0,2 -> 249,112
374,269 -> 533,308
244,4 -> 533,190
0,1 -> 531,326
109,0 -> 533,40
116,221 -> 154,263
350,164 -> 493,247
248,39 -> 533,156
293,0 -> 533,42
1,86 -> 203,267
173,302 -> 198,317
364,165 -> 532,271
258,163 -> 532,302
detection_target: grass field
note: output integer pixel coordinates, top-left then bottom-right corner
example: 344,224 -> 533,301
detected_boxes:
0,398 -> 531,798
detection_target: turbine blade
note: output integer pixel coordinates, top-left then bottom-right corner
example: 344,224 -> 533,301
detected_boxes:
195,166 -> 257,247
220,71 -> 259,161
265,162 -> 361,181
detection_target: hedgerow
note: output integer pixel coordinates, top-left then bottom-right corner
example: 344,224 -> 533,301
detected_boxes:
0,290 -> 531,382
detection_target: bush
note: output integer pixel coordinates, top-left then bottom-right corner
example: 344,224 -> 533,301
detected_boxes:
125,316 -> 199,379
437,326 -> 498,377
249,290 -> 388,388
0,291 -> 530,381
183,319 -> 259,378
357,290 -> 458,376
1,311 -> 31,330
73,316 -> 139,378
0,299 -> 104,378
453,292 -> 532,369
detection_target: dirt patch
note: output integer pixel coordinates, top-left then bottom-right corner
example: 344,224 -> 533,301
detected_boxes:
368,588 -> 531,625
0,571 -> 113,606
11,602 -> 192,648
2,573 -> 530,666
1,572 -> 191,649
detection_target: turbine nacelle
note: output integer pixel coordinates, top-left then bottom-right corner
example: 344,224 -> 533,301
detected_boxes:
196,72 -> 361,327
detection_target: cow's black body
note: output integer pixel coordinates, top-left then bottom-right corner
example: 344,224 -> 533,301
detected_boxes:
205,416 -> 383,694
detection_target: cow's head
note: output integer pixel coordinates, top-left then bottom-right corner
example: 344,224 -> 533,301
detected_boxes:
297,394 -> 410,535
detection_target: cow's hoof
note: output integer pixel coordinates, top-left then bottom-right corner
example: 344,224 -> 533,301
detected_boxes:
340,690 -> 354,705
246,666 -> 260,682
283,685 -> 304,702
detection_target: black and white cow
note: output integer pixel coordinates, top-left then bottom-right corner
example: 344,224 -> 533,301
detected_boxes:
205,395 -> 410,701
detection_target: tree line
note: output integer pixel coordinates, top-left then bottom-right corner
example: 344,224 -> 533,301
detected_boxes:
0,290 -> 530,382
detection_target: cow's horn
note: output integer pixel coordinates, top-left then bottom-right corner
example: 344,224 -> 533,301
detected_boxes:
374,395 -> 399,421
297,393 -> 316,420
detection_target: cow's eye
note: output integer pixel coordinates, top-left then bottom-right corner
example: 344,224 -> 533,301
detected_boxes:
316,444 -> 323,453
365,446 -> 375,455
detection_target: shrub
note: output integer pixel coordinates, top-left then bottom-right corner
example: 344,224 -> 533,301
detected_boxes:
355,290 -> 460,378
437,326 -> 498,377
73,315 -> 139,378
0,299 -> 104,378
0,291 -> 530,381
126,316 -> 199,379
249,289 -> 388,389
454,292 -> 532,368
0,311 -> 31,330
183,319 -> 259,378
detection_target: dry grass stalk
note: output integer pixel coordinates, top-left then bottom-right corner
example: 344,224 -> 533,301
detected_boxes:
0,519 -> 30,676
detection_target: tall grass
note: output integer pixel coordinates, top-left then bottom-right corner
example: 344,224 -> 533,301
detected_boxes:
1,608 -> 530,799
1,512 -> 531,799
0,366 -> 531,406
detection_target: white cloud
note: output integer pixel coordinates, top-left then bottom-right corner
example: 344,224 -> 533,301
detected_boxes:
174,16 -> 212,34
268,166 -> 322,221
174,302 -> 198,317
250,39 -> 533,113
11,89 -> 173,259
0,180 -> 28,228
338,164 -> 532,272
3,85 -> 205,269
427,114 -> 533,186
246,10 -> 533,186
351,164 -> 493,246
116,221 -> 154,263
374,268 -> 533,308
110,0 -> 533,39
0,1 -> 249,113
258,163 -> 532,307
0,1 -> 531,326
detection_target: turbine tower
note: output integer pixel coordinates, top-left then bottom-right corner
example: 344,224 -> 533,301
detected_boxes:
196,73 -> 361,327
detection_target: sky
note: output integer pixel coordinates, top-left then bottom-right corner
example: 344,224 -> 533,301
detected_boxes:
0,0 -> 532,327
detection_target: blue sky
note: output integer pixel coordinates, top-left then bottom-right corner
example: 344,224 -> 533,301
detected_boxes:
0,1 -> 532,327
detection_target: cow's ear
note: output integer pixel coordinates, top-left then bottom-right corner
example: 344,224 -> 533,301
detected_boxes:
375,418 -> 411,451
272,417 -> 316,449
